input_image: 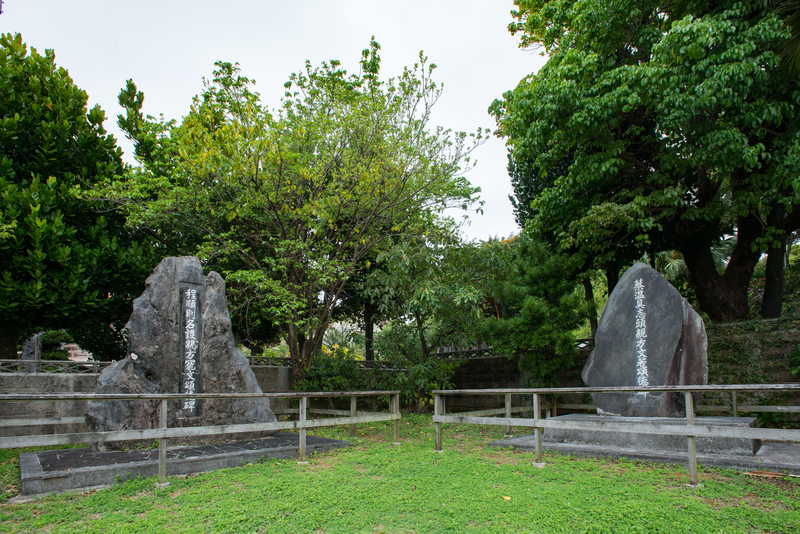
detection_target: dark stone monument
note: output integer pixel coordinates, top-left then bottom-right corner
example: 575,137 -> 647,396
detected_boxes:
581,262 -> 708,417
85,256 -> 276,450
20,333 -> 41,373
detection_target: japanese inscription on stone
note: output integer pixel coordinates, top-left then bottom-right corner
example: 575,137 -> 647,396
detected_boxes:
634,278 -> 649,388
180,283 -> 203,417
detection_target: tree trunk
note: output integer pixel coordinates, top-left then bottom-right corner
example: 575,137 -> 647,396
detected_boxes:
0,318 -> 20,360
287,325 -> 308,385
582,273 -> 598,337
364,301 -> 375,362
606,265 -> 619,296
681,213 -> 762,322
761,203 -> 786,318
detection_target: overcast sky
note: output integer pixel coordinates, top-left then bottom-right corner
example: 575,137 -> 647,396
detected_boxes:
1,1 -> 547,241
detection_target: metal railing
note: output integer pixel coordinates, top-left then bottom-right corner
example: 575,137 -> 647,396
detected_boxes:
0,390 -> 401,488
0,359 -> 112,374
432,384 -> 800,485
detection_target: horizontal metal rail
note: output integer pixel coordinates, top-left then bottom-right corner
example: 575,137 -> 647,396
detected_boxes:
0,390 -> 400,401
0,416 -> 86,428
432,384 -> 800,486
0,359 -> 112,374
0,390 -> 401,489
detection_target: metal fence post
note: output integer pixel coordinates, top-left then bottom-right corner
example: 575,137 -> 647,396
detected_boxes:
732,390 -> 739,417
533,393 -> 542,463
156,398 -> 169,489
685,391 -> 698,485
392,393 -> 400,444
504,393 -> 512,437
434,393 -> 443,452
350,396 -> 357,438
298,396 -> 308,463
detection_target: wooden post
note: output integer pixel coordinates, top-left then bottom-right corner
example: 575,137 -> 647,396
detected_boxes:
350,396 -> 357,438
298,396 -> 307,463
685,391 -> 698,485
156,398 -> 169,488
533,393 -> 542,464
552,396 -> 558,418
392,393 -> 400,444
504,393 -> 512,437
732,390 -> 738,417
434,394 -> 443,452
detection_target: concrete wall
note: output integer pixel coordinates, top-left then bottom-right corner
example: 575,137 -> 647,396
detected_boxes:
251,366 -> 292,413
0,373 -> 98,436
445,352 -> 590,411
0,366 -> 295,435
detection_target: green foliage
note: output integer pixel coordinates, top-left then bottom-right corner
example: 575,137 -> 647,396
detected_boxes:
67,320 -> 127,362
374,322 -> 460,411
365,226 -> 510,355
480,231 -> 588,385
38,330 -> 72,351
704,318 -> 800,427
322,323 -> 365,359
494,1 -> 800,322
106,39 -> 483,378
788,344 -> 800,375
0,33 -> 156,359
294,345 -> 369,392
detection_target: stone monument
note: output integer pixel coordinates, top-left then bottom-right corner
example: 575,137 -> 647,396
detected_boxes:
581,262 -> 708,417
85,256 -> 276,450
541,262 -> 760,457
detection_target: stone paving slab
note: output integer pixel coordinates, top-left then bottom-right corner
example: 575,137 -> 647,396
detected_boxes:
20,432 -> 349,496
490,435 -> 800,475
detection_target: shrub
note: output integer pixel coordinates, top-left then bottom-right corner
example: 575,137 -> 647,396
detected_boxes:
295,345 -> 372,392
374,322 -> 459,412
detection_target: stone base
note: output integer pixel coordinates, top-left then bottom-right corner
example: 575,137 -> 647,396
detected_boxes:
543,414 -> 761,456
19,432 -> 348,496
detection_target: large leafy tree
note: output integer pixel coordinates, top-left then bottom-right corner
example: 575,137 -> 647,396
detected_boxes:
492,0 -> 800,322
107,41 -> 483,381
0,34 -> 155,360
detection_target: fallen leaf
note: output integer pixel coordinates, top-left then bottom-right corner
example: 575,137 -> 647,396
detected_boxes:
502,496 -> 511,501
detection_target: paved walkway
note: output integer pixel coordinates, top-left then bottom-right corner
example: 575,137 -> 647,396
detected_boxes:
490,435 -> 800,475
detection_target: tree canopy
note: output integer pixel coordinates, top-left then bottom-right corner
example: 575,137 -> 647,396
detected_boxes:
493,0 -> 800,322
107,40 -> 484,379
0,33 -> 154,360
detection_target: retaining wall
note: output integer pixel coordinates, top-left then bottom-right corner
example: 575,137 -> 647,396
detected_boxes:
0,367 -> 294,436
0,373 -> 97,436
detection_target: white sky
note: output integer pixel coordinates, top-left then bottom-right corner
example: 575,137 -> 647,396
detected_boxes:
1,0 -> 547,241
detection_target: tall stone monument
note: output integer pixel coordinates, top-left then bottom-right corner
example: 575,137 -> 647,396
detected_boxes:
581,262 -> 708,417
85,256 -> 276,450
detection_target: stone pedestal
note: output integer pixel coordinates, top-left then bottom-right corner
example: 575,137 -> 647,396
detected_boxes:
543,414 -> 761,456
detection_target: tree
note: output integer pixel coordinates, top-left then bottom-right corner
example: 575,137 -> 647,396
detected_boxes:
493,1 -> 800,322
0,33 -> 155,360
479,230 -> 589,385
107,40 -> 484,381
365,227 -> 508,410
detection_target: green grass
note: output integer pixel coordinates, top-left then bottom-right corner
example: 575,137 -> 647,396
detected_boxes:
1,415 -> 798,533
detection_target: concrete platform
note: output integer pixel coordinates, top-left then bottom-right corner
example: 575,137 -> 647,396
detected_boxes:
542,414 -> 761,455
490,435 -> 800,475
20,432 -> 349,496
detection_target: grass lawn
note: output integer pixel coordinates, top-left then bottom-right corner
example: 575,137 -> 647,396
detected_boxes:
1,414 -> 798,533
